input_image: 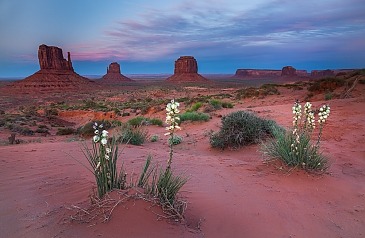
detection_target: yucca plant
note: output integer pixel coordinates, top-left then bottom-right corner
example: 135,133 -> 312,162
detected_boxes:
81,122 -> 126,198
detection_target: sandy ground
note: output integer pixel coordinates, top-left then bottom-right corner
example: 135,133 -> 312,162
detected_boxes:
0,83 -> 364,238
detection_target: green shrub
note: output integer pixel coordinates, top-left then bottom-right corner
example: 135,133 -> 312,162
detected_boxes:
179,112 -> 210,123
149,118 -> 163,127
187,102 -> 203,112
221,101 -> 234,108
127,116 -> 148,127
118,124 -> 148,145
57,127 -> 76,135
168,134 -> 183,145
209,99 -> 222,110
210,111 -> 279,149
150,135 -> 159,142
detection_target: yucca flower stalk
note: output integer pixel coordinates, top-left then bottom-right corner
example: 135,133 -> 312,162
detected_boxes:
82,122 -> 126,198
165,99 -> 181,171
316,104 -> 330,147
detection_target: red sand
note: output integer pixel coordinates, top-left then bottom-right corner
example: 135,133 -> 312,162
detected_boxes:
1,89 -> 364,238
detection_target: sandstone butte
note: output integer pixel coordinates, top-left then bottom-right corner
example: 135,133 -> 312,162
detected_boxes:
101,62 -> 133,83
166,56 -> 208,82
10,44 -> 93,91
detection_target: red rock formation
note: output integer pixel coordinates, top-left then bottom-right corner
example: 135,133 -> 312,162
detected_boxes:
281,66 -> 297,76
10,44 -> 93,91
38,44 -> 73,71
167,56 -> 208,82
235,69 -> 282,78
101,62 -> 132,83
311,69 -> 335,78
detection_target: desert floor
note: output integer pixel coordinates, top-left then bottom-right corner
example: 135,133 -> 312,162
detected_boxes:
0,78 -> 364,238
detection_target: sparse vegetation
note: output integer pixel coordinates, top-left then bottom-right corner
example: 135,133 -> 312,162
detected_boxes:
307,77 -> 345,93
56,127 -> 76,135
210,111 -> 280,149
262,102 -> 330,172
118,124 -> 148,146
179,111 -> 210,123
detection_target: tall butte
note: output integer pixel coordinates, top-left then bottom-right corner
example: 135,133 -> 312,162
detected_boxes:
166,56 -> 208,82
11,44 -> 93,91
101,62 -> 132,83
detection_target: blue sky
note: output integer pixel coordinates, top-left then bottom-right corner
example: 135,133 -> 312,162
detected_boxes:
0,0 -> 364,77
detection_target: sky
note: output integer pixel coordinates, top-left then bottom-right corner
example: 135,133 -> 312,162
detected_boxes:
0,0 -> 364,77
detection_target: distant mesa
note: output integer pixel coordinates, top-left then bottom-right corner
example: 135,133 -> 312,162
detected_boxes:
235,66 -> 308,78
101,62 -> 133,83
166,56 -> 208,82
11,44 -> 93,91
310,69 -> 335,78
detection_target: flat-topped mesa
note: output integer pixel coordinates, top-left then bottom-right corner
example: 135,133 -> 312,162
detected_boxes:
235,69 -> 282,78
10,44 -> 93,91
167,56 -> 208,82
311,69 -> 335,78
101,62 -> 132,83
38,44 -> 73,71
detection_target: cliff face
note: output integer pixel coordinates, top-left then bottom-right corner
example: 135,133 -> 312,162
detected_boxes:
38,44 -> 73,71
311,69 -> 335,78
167,56 -> 208,82
235,66 -> 308,78
101,62 -> 132,83
11,44 -> 93,91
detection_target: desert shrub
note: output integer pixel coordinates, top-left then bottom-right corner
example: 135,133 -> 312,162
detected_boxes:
221,101 -> 234,108
260,84 -> 280,96
235,87 -> 260,99
324,92 -> 333,100
209,99 -> 222,110
168,134 -> 183,145
210,111 -> 279,149
307,77 -> 345,93
45,108 -> 58,119
127,116 -> 147,127
35,127 -> 49,134
261,102 -> 330,172
79,120 -> 112,137
150,135 -> 159,142
56,127 -> 76,135
179,111 -> 210,123
8,124 -> 35,136
149,118 -> 163,127
187,102 -> 203,112
118,124 -> 148,145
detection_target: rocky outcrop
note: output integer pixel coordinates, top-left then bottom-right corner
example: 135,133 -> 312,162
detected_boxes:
167,56 -> 208,82
311,69 -> 335,78
281,66 -> 297,76
11,44 -> 93,91
38,44 -> 73,71
101,62 -> 132,83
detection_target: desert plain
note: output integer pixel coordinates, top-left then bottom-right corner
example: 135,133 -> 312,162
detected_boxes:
0,73 -> 364,238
